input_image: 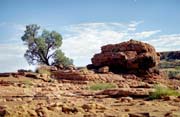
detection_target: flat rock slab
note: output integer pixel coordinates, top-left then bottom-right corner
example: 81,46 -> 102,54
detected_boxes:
0,86 -> 35,97
53,70 -> 125,82
96,88 -> 154,97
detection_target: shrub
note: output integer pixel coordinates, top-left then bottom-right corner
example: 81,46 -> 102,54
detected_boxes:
36,65 -> 51,75
159,60 -> 180,69
161,68 -> 180,79
37,69 -> 51,75
175,66 -> 180,70
159,61 -> 172,68
89,83 -> 117,91
22,80 -> 33,87
168,70 -> 180,78
79,68 -> 89,74
149,85 -> 180,99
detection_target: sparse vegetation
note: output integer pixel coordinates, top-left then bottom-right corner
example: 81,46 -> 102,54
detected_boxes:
22,80 -> 33,87
159,60 -> 180,79
159,60 -> 180,69
149,85 -> 180,99
175,66 -> 180,70
168,70 -> 180,78
47,78 -> 55,83
161,69 -> 180,79
36,68 -> 51,76
89,83 -> 117,90
79,67 -> 90,73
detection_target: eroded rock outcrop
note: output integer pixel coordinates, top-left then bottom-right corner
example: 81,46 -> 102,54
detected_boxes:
52,69 -> 125,81
89,40 -> 160,76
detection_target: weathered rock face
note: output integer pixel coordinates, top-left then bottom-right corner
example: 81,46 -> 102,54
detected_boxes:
96,88 -> 154,97
52,69 -> 125,82
90,40 -> 160,75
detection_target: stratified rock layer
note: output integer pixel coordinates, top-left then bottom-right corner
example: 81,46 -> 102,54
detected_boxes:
52,69 -> 125,82
90,40 -> 160,74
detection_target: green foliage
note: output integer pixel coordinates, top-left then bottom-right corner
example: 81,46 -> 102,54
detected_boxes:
53,50 -> 73,67
89,83 -> 117,91
159,60 -> 180,69
78,67 -> 89,74
22,80 -> 33,87
159,61 -> 172,68
162,68 -> 180,79
168,70 -> 180,78
149,85 -> 180,99
21,24 -> 73,67
175,66 -> 180,70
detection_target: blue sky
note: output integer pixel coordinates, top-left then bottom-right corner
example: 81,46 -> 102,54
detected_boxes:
0,0 -> 180,72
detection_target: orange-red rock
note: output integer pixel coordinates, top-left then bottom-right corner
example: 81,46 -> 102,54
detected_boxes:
91,40 -> 160,75
96,88 -> 154,97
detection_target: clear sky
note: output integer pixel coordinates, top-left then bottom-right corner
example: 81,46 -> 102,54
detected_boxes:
0,0 -> 180,72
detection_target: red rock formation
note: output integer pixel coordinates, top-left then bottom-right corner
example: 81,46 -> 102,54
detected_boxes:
52,69 -> 125,81
90,40 -> 160,75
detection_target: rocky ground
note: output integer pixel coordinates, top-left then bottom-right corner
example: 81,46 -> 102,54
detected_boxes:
0,40 -> 179,117
0,72 -> 180,117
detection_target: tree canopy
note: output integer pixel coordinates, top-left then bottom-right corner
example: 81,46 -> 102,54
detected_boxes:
21,24 -> 73,66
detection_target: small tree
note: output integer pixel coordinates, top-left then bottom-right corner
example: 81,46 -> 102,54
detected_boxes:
21,24 -> 73,66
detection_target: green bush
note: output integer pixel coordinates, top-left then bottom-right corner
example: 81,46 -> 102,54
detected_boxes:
175,66 -> 180,70
168,70 -> 180,78
161,68 -> 180,79
159,60 -> 180,69
22,80 -> 33,87
89,83 -> 116,91
36,66 -> 51,75
37,69 -> 51,75
149,85 -> 180,99
159,61 -> 172,68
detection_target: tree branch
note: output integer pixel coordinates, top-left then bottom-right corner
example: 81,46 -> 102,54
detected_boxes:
47,52 -> 55,60
46,43 -> 52,58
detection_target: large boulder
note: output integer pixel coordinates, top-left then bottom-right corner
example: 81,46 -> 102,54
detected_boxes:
90,40 -> 160,75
